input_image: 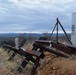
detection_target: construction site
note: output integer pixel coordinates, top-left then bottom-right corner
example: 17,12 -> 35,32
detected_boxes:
0,13 -> 76,75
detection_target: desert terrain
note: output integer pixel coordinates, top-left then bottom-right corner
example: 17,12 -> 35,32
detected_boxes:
0,36 -> 76,75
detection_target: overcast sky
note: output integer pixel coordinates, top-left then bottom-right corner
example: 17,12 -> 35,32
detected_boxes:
0,0 -> 76,33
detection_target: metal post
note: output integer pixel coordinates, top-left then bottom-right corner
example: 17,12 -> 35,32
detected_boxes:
49,22 -> 57,40
57,18 -> 73,45
30,57 -> 40,75
57,19 -> 58,43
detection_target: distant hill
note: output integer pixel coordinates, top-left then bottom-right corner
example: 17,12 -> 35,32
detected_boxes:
0,33 -> 71,38
0,33 -> 71,46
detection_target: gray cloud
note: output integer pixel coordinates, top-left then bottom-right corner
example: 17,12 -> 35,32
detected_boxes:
0,0 -> 76,33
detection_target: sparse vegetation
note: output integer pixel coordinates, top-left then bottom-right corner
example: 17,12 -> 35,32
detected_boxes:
0,34 -> 76,75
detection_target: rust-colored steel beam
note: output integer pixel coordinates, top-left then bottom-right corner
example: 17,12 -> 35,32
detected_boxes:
33,43 -> 70,57
51,42 -> 71,54
30,57 -> 40,75
35,40 -> 51,46
63,44 -> 76,54
3,44 -> 45,75
21,48 -> 44,58
3,44 -> 45,58
19,38 -> 27,47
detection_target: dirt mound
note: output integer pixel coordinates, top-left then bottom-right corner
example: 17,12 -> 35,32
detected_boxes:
37,52 -> 76,75
1,47 -> 76,75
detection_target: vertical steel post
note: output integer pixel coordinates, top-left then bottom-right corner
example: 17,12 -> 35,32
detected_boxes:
57,18 -> 73,45
30,57 -> 40,75
57,19 -> 58,43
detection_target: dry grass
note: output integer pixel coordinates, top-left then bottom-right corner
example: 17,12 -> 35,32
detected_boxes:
0,39 -> 76,75
0,47 -> 34,75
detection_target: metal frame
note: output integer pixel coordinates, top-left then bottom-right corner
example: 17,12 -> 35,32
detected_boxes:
3,44 -> 45,75
49,18 -> 72,45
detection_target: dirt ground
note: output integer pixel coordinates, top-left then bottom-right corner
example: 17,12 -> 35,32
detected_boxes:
37,52 -> 76,75
0,46 -> 76,75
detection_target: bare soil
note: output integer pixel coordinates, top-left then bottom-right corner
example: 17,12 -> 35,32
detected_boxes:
0,47 -> 76,75
37,52 -> 76,75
